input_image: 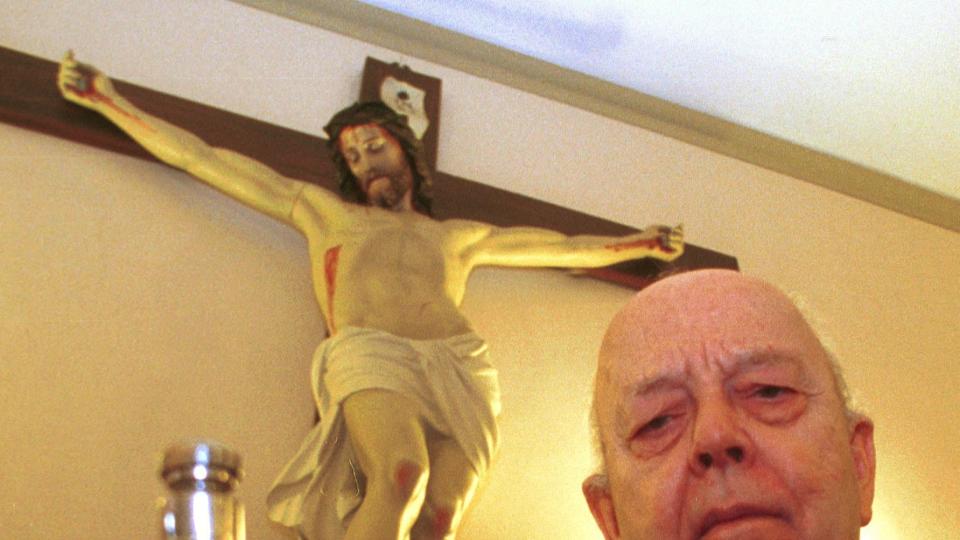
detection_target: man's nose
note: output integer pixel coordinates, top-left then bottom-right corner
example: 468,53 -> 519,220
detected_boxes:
689,396 -> 752,474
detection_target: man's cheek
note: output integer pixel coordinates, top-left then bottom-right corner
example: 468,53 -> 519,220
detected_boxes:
765,419 -> 847,482
614,460 -> 686,535
754,434 -> 841,522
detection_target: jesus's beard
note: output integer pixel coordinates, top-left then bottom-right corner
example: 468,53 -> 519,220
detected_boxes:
366,174 -> 410,210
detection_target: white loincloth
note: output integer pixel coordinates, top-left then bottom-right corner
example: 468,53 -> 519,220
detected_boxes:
266,326 -> 501,540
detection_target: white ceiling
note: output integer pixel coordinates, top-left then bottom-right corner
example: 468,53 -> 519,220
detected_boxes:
356,0 -> 958,201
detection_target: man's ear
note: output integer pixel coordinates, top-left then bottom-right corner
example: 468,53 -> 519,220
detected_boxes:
582,474 -> 620,540
849,416 -> 876,526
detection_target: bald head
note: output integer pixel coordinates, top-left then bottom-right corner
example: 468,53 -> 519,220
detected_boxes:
599,269 -> 821,369
594,270 -> 838,436
583,270 -> 875,540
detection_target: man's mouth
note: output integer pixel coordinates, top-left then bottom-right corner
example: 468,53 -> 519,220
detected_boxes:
698,505 -> 786,538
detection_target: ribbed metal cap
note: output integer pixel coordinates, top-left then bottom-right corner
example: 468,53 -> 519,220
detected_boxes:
160,440 -> 243,487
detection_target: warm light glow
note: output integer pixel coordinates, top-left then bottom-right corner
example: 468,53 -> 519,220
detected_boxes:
861,517 -> 896,540
860,487 -> 900,539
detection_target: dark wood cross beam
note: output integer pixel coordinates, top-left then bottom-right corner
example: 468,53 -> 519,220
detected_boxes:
0,46 -> 737,287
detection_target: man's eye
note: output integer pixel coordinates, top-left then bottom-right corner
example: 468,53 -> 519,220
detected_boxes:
741,384 -> 807,424
365,139 -> 385,151
629,409 -> 686,456
638,415 -> 671,436
753,385 -> 792,400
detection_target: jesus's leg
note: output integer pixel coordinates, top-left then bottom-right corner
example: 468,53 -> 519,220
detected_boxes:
341,388 -> 430,540
411,435 -> 480,540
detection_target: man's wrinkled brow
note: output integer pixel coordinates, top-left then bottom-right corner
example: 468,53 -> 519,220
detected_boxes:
627,373 -> 687,399
625,350 -> 812,399
724,351 -> 814,386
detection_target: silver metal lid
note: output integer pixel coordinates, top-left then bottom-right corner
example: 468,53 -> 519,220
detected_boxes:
160,440 -> 243,486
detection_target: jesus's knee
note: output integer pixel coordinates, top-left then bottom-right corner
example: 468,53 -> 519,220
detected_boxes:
366,458 -> 429,511
393,459 -> 428,501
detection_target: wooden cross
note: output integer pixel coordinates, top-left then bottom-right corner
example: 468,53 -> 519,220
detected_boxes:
0,46 -> 736,287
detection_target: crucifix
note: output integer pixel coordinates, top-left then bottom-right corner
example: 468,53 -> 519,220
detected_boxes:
1,46 -> 735,540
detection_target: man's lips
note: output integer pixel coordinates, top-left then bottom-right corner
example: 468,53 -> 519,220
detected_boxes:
698,504 -> 787,538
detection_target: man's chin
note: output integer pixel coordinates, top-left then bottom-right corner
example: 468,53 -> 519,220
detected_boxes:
698,516 -> 795,540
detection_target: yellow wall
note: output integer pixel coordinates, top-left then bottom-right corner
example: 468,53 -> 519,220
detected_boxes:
2,1 -> 958,538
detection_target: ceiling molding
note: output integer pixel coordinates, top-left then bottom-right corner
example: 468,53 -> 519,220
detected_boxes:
232,0 -> 958,232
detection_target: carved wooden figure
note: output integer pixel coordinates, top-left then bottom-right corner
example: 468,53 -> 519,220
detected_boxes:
58,52 -> 682,540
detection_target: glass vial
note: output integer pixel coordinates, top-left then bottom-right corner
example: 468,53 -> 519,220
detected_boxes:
158,440 -> 246,540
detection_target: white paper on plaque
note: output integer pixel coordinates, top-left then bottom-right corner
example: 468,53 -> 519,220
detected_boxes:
380,76 -> 430,140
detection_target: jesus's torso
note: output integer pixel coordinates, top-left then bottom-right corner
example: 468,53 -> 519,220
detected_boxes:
293,187 -> 486,340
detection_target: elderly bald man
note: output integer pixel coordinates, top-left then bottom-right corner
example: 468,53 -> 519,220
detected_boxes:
583,270 -> 876,540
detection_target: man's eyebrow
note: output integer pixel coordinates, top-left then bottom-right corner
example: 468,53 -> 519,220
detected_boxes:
625,352 -> 813,398
627,373 -> 687,399
723,351 -> 814,385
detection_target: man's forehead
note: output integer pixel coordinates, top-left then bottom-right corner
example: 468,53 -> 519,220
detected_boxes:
597,271 -> 826,391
